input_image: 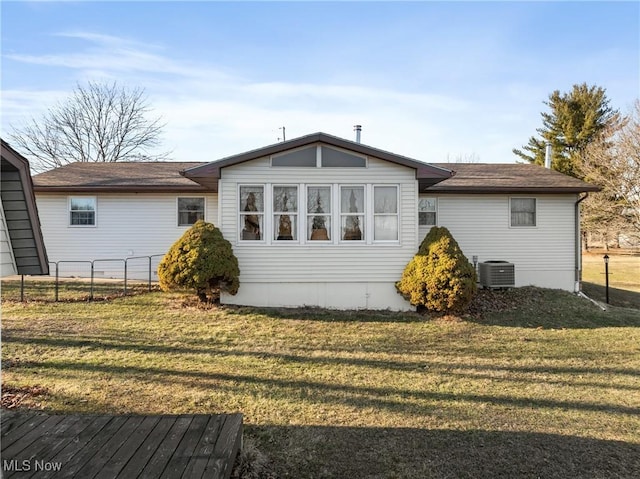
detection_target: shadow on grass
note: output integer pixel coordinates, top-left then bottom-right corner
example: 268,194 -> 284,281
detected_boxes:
11,358 -> 640,416
582,281 -> 640,310
246,425 -> 640,479
224,305 -> 426,323
8,335 -> 640,385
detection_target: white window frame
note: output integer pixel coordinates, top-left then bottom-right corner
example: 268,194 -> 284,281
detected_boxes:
373,185 -> 399,242
418,197 -> 437,227
510,197 -> 537,227
272,184 -> 300,243
177,197 -> 206,227
339,185 -> 366,243
238,185 -> 266,242
306,185 -> 332,242
235,182 -> 402,246
68,196 -> 97,227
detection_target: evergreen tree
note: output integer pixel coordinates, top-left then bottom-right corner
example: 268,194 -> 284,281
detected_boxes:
158,220 -> 239,302
513,83 -> 618,178
396,227 -> 476,313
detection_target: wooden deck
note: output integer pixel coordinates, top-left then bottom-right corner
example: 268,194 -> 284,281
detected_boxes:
0,411 -> 242,479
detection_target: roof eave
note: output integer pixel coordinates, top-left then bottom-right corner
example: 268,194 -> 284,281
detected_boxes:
34,185 -> 213,193
181,132 -> 454,186
424,186 -> 602,194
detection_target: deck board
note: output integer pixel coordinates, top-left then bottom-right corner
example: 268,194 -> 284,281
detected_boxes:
0,412 -> 242,479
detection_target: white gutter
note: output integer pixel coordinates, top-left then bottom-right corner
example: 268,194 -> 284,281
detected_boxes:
574,193 -> 589,292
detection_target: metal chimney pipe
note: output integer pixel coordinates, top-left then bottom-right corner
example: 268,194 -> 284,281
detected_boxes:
544,142 -> 552,169
354,125 -> 362,143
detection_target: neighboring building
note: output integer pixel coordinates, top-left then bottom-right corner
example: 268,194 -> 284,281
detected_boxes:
1,139 -> 49,277
32,132 -> 598,310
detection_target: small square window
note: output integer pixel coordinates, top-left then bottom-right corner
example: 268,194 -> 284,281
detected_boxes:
69,197 -> 96,226
511,198 -> 536,227
419,198 -> 437,226
178,197 -> 205,226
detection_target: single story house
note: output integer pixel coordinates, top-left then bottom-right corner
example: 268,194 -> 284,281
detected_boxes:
32,132 -> 598,310
1,139 -> 49,277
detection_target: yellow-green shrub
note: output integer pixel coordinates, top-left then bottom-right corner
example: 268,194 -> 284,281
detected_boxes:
158,220 -> 239,302
396,226 -> 476,312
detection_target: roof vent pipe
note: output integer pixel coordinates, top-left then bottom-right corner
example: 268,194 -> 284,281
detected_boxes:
354,125 -> 362,143
545,141 -> 552,169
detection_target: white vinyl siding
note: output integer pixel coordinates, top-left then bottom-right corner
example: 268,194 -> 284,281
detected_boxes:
219,156 -> 417,290
36,193 -> 218,279
419,194 -> 577,291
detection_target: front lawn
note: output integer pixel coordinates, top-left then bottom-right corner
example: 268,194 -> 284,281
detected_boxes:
2,288 -> 639,478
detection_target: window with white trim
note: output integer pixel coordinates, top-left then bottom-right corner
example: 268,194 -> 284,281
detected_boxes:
239,185 -> 264,240
177,197 -> 205,226
511,198 -> 536,227
237,183 -> 401,244
273,185 -> 298,241
69,196 -> 96,226
419,198 -> 437,226
373,185 -> 399,241
307,186 -> 331,241
340,186 -> 365,241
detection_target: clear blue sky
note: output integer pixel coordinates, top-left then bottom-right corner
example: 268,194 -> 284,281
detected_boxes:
2,1 -> 638,164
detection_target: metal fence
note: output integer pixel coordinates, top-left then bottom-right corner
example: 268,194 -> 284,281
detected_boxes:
3,254 -> 165,302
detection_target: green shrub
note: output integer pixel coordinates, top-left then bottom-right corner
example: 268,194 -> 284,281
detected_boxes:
396,226 -> 477,312
158,220 -> 240,302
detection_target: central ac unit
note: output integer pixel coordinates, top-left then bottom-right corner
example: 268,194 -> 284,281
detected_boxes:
479,261 -> 515,288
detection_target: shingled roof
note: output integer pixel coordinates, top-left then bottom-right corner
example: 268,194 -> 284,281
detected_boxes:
181,132 -> 454,190
32,150 -> 599,195
426,163 -> 600,194
33,161 -> 209,192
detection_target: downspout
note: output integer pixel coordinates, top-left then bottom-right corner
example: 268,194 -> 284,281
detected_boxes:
574,193 -> 589,292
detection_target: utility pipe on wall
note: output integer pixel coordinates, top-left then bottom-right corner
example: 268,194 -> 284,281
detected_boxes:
545,142 -> 552,169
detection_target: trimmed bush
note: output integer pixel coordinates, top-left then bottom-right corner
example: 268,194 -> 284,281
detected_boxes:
396,226 -> 477,312
158,220 -> 239,302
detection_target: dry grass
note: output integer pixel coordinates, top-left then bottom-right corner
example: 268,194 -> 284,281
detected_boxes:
582,252 -> 640,309
2,287 -> 639,478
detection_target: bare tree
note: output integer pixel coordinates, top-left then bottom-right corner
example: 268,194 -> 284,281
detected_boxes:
10,81 -> 169,172
580,100 -> 640,246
